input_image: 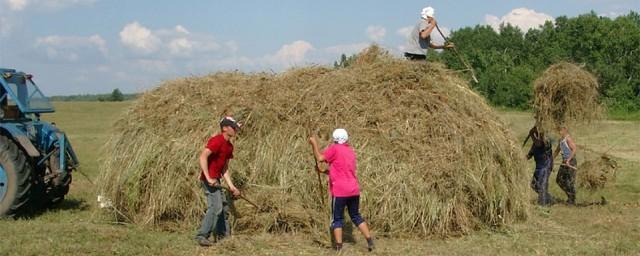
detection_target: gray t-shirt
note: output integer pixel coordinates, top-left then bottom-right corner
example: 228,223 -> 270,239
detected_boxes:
407,19 -> 432,55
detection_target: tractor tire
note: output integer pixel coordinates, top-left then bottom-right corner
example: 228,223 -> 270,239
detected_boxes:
0,134 -> 34,218
47,148 -> 72,205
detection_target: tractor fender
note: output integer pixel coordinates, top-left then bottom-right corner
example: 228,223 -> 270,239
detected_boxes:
0,126 -> 40,157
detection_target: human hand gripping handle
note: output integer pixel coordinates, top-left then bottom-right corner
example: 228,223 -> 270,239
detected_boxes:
229,185 -> 241,197
207,178 -> 218,187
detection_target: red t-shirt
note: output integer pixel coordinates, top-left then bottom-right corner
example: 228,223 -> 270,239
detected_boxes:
199,134 -> 234,180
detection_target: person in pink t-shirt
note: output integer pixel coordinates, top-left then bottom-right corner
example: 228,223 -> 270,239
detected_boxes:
309,128 -> 374,252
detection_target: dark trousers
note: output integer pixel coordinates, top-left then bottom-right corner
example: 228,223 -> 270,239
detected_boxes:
531,160 -> 553,205
331,196 -> 365,229
556,158 -> 577,203
404,52 -> 426,61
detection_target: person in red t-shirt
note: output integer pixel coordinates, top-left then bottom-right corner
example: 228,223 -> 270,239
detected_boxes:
309,128 -> 374,252
195,116 -> 241,247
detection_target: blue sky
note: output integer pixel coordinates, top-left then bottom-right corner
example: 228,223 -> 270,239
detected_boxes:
0,0 -> 637,95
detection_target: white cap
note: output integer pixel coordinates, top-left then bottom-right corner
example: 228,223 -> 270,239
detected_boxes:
421,6 -> 435,19
332,128 -> 349,144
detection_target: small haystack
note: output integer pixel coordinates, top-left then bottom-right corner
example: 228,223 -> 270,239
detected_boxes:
577,155 -> 618,190
533,62 -> 603,132
98,46 -> 529,238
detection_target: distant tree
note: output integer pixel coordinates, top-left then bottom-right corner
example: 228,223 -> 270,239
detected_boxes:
110,88 -> 124,101
334,53 -> 357,68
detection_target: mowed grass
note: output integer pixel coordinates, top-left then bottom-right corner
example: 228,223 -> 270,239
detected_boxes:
1,102 -> 639,255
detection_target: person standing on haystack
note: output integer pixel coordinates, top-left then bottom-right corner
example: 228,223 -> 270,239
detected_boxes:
525,126 -> 553,206
194,116 -> 242,247
308,129 -> 374,252
553,126 -> 578,205
404,6 -> 455,61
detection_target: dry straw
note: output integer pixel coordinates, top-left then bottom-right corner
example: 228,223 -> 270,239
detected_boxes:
98,46 -> 530,239
577,155 -> 617,190
533,62 -> 603,133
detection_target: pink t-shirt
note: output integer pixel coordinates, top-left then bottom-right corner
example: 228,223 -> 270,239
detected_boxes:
323,143 -> 360,197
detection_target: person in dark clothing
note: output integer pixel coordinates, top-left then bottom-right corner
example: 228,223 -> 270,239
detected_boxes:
526,126 -> 553,206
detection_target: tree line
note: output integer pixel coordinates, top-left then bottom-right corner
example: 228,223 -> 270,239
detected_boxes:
429,11 -> 639,112
49,89 -> 139,102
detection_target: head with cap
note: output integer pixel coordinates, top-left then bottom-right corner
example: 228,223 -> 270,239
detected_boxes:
219,116 -> 240,137
421,6 -> 435,20
332,128 -> 349,144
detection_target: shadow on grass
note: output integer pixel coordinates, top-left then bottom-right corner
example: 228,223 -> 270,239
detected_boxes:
15,198 -> 90,219
533,195 -> 608,207
51,198 -> 90,212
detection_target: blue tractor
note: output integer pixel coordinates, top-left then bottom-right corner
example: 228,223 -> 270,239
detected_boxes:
0,68 -> 78,217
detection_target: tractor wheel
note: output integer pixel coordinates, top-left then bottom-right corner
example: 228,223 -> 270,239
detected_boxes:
0,134 -> 34,218
47,148 -> 72,205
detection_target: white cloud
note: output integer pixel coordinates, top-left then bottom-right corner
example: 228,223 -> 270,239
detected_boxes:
366,25 -> 386,41
168,38 -> 193,56
175,25 -> 190,34
7,0 -> 27,11
266,40 -> 314,67
35,34 -> 108,61
485,8 -> 554,32
599,11 -> 623,18
119,22 -> 221,57
120,22 -> 161,53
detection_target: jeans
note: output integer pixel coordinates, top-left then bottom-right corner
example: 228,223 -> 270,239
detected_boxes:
331,196 -> 365,229
531,160 -> 552,205
196,180 -> 230,239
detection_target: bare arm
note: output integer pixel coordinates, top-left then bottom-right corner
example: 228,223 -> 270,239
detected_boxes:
566,136 -> 577,163
199,148 -> 216,185
420,24 -> 436,40
309,136 -> 326,163
222,162 -> 240,195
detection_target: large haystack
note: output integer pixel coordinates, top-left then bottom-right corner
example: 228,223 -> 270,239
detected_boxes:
98,47 -> 529,238
532,62 -> 602,132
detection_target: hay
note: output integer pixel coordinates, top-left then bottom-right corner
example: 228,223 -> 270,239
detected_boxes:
98,46 -> 530,238
577,155 -> 618,191
533,62 -> 603,132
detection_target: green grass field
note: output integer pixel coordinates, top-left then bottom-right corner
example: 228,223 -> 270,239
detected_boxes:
1,102 -> 638,255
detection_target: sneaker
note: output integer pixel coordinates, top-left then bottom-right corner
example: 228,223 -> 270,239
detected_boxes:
335,243 -> 343,251
195,236 -> 213,247
366,238 -> 375,252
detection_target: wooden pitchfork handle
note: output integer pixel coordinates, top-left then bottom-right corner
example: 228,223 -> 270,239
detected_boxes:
559,163 -> 578,170
213,185 -> 261,209
314,159 -> 327,207
435,23 -> 479,83
237,194 -> 260,209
